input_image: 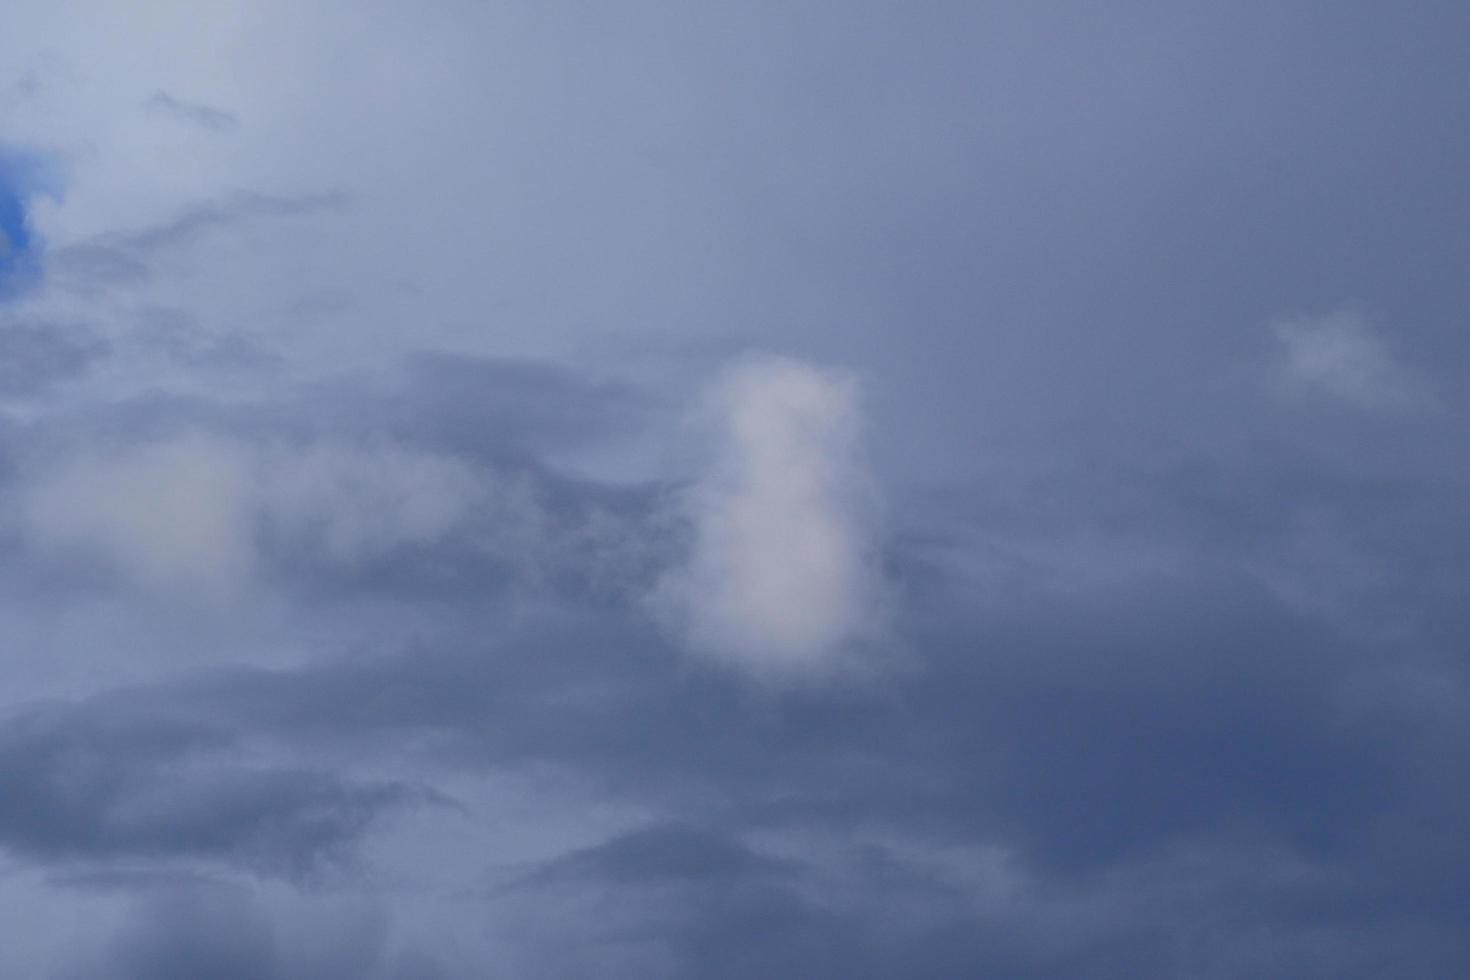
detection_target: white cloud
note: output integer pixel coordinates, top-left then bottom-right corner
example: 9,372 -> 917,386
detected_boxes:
654,355 -> 885,678
1270,310 -> 1420,408
25,433 -> 256,598
22,433 -> 487,599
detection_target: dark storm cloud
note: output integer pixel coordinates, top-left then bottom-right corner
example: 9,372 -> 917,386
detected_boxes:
2,323 -> 1467,976
76,514 -> 1460,977
0,694 -> 420,877
3,419 -> 1467,977
129,568 -> 1391,865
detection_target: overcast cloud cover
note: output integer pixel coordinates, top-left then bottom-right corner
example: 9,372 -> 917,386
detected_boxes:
1,2 -> 1469,976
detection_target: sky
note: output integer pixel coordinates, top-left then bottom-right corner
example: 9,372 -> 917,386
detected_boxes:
1,2 -> 1469,976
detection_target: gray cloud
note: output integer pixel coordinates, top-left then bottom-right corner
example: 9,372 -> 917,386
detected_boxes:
112,191 -> 349,254
45,243 -> 153,296
63,884 -> 444,980
1271,310 -> 1424,408
0,317 -> 106,395
2,2 -> 1470,977
518,823 -> 793,890
0,695 -> 419,877
39,190 -> 348,311
144,91 -> 238,132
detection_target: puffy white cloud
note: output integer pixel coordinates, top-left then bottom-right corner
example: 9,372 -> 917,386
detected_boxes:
654,355 -> 885,678
1270,310 -> 1420,408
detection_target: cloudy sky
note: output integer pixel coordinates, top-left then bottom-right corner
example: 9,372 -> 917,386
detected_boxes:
1,2 -> 1469,976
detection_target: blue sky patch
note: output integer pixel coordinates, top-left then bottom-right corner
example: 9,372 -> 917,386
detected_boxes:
0,149 -> 59,298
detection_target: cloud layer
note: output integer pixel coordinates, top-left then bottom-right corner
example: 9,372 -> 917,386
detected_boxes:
0,3 -> 1469,978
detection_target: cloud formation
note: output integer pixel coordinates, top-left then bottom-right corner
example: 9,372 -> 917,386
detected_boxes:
2,3 -> 1470,976
21,433 -> 486,599
25,433 -> 258,597
0,695 -> 415,876
1271,310 -> 1420,408
655,356 -> 884,677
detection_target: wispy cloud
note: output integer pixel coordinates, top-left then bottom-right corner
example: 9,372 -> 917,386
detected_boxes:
144,91 -> 238,132
19,433 -> 488,600
1270,310 -> 1422,408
